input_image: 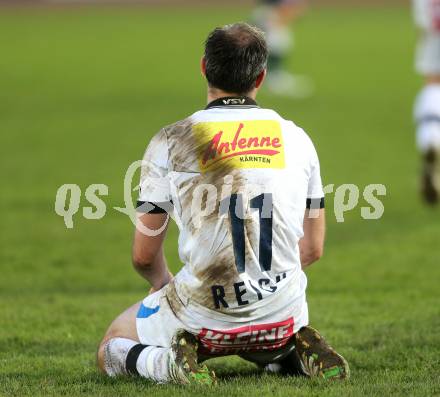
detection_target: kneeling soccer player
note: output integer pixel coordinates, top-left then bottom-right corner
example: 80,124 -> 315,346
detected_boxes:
97,23 -> 349,385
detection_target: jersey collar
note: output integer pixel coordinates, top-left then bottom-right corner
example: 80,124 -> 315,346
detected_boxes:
205,96 -> 259,109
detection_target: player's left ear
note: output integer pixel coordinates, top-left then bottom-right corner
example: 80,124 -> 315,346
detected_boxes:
255,69 -> 266,89
200,57 -> 207,77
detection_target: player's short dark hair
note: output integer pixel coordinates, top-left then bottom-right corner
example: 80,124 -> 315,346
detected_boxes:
204,23 -> 268,95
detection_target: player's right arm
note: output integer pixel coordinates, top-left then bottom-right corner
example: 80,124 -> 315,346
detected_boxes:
132,129 -> 174,291
132,213 -> 173,291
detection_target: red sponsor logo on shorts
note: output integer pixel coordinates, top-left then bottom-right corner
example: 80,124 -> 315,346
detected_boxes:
198,317 -> 294,355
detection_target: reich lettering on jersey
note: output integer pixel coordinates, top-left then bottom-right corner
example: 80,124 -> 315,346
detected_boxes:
193,120 -> 286,172
198,317 -> 294,354
211,273 -> 287,309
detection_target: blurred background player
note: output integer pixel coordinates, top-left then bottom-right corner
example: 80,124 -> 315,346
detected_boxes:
413,0 -> 440,204
253,0 -> 313,97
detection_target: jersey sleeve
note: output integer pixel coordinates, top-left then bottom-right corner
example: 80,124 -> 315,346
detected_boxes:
137,129 -> 173,213
306,137 -> 325,209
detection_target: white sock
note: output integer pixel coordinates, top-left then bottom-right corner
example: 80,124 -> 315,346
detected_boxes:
103,337 -> 137,377
264,363 -> 283,373
103,338 -> 173,383
414,84 -> 440,152
136,346 -> 172,383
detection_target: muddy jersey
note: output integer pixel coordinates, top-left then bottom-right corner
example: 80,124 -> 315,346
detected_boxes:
137,97 -> 324,323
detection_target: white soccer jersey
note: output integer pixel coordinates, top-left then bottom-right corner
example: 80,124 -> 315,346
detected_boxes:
138,97 -> 324,329
414,0 -> 440,31
413,0 -> 440,74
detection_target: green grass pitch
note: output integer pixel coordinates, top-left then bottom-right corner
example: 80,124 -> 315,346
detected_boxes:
1,4 -> 439,396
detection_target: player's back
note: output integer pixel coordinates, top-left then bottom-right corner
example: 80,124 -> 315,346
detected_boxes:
139,98 -> 323,322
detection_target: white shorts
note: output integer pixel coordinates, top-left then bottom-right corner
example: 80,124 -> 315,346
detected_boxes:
136,285 -> 309,363
416,33 -> 440,75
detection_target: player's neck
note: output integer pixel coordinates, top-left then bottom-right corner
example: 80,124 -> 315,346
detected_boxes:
206,87 -> 257,104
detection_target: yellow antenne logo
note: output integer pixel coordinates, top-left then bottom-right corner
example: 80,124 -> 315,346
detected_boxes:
194,120 -> 285,172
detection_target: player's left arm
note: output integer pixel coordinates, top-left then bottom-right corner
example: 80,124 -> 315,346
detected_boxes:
132,213 -> 173,292
300,131 -> 325,269
300,208 -> 325,269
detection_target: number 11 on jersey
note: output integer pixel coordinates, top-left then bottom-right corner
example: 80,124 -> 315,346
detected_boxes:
227,193 -> 273,274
